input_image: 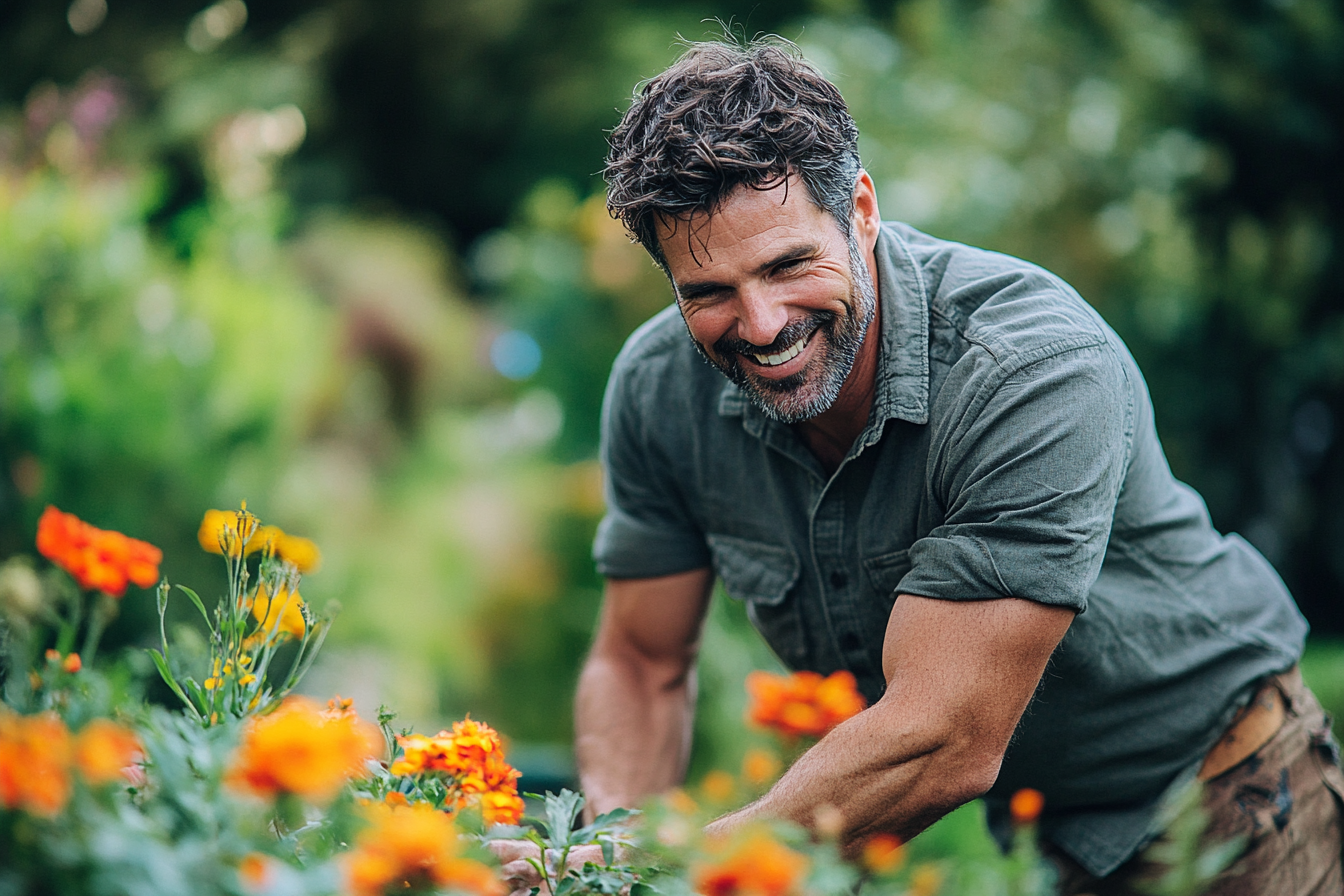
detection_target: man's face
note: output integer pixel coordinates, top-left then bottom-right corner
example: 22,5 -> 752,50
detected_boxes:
657,177 -> 878,423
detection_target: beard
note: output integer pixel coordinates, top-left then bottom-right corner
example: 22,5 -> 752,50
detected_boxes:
687,236 -> 878,424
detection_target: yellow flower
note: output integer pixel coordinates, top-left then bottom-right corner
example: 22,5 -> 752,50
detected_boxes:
276,533 -> 321,573
252,583 -> 306,639
198,508 -> 263,557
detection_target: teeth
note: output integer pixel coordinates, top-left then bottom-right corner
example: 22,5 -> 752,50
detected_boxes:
751,333 -> 808,367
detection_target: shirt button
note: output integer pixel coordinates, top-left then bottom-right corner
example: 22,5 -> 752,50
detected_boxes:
830,570 -> 848,588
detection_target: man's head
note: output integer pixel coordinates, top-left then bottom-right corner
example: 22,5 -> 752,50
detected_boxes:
604,39 -> 862,269
604,39 -> 880,424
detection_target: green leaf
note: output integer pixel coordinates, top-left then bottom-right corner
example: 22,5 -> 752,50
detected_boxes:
174,584 -> 213,628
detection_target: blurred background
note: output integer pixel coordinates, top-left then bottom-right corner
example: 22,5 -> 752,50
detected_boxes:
1,0 -> 1341,789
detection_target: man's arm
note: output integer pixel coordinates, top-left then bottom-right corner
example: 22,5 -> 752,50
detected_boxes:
575,567 -> 716,819
706,593 -> 1074,848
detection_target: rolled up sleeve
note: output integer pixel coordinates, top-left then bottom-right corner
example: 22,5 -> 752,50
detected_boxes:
899,342 -> 1133,612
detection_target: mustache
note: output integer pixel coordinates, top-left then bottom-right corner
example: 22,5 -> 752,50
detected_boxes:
713,313 -> 832,360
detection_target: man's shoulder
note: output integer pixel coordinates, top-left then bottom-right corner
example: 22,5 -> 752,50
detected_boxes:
882,221 -> 1117,373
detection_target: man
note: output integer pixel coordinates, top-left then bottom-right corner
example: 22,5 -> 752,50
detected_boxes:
503,39 -> 1344,894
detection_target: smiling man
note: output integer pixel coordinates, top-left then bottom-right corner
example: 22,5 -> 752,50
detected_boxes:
560,38 -> 1343,895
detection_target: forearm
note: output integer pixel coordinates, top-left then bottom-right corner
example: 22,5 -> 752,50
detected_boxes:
574,644 -> 697,818
706,701 -> 995,850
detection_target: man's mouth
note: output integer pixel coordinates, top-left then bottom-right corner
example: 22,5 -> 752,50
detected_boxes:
748,330 -> 812,367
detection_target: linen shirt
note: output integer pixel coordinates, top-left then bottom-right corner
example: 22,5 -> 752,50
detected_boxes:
592,221 -> 1308,876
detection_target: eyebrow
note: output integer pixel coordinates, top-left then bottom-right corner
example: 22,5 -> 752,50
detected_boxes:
675,243 -> 820,302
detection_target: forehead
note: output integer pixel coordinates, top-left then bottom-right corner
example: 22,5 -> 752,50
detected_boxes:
655,178 -> 838,275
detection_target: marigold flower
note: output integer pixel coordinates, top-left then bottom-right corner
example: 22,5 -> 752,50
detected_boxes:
251,582 -> 306,639
36,506 -> 160,597
742,748 -> 781,787
1009,787 -> 1045,825
692,830 -> 809,896
478,788 -> 525,826
745,670 -> 866,739
700,769 -> 736,803
0,709 -> 73,816
74,718 -> 143,786
238,853 -> 273,891
226,696 -> 382,804
344,801 -> 506,896
61,652 -> 82,673
908,864 -> 943,896
861,834 -> 905,874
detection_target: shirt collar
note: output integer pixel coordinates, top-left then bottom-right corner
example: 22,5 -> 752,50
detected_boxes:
717,223 -> 931,436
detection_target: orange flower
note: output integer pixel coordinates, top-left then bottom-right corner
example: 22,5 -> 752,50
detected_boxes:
389,718 -> 524,825
478,788 -> 525,826
742,748 -> 781,787
226,696 -> 382,804
344,801 -> 505,896
36,506 -> 160,597
61,652 -> 82,673
700,770 -> 736,803
74,718 -> 143,786
251,582 -> 306,639
0,709 -> 73,816
692,830 -> 809,896
745,670 -> 866,739
861,833 -> 905,874
1009,787 -> 1045,825
238,853 -> 274,891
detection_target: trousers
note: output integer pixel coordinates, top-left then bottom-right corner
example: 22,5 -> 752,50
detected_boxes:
1051,667 -> 1344,895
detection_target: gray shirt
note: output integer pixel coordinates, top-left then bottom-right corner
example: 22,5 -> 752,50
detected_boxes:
593,221 -> 1307,876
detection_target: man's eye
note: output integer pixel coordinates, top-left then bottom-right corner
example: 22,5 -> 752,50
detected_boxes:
774,258 -> 806,274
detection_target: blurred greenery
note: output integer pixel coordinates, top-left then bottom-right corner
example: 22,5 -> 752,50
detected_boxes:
1,0 -> 1340,803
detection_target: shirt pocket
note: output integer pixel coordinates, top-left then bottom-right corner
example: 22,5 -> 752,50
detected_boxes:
707,533 -> 805,667
863,548 -> 912,599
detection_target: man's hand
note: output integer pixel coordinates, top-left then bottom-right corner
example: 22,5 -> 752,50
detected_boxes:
487,840 -> 619,896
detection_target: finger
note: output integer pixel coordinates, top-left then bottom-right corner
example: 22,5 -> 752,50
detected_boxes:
499,859 -> 542,884
489,840 -> 541,863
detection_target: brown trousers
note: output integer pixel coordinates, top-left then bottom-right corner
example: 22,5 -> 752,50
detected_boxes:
1052,668 -> 1344,895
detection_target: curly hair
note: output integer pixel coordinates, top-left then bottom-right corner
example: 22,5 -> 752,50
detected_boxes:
603,38 -> 862,268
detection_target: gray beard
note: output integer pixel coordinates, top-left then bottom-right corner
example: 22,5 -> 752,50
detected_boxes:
686,236 -> 878,424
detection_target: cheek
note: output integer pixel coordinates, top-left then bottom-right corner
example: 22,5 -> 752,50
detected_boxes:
680,306 -> 730,348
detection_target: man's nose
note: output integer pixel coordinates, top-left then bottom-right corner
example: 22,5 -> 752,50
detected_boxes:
735,285 -> 789,347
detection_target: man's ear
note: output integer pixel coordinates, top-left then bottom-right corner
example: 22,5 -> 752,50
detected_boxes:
852,170 -> 881,253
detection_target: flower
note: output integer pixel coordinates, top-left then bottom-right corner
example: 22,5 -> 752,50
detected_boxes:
0,709 -> 73,816
344,801 -> 506,896
251,582 -> 306,639
198,508 -> 320,573
745,670 -> 867,739
908,864 -> 943,896
741,748 -> 781,787
1009,787 -> 1044,825
692,829 -> 809,896
197,508 -> 262,557
36,506 -> 161,597
389,718 -> 524,824
276,532 -> 321,573
700,769 -> 736,803
74,718 -> 143,786
238,853 -> 274,891
861,834 -> 905,874
225,696 -> 382,804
